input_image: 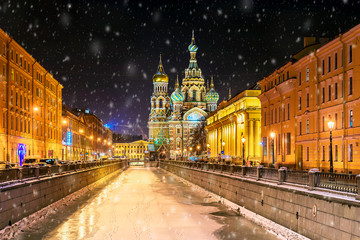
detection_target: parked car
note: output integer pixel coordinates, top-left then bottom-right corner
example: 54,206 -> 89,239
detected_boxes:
39,158 -> 59,166
23,155 -> 41,167
0,161 -> 16,169
58,160 -> 68,165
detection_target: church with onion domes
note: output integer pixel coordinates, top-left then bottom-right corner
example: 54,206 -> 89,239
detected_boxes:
148,31 -> 219,159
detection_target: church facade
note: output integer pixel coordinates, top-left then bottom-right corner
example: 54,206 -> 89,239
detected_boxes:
148,32 -> 219,159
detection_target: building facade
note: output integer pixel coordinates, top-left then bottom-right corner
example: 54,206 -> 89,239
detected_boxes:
0,28 -> 63,163
206,89 -> 261,164
62,107 -> 113,160
114,140 -> 149,160
258,24 -> 360,174
148,32 -> 219,159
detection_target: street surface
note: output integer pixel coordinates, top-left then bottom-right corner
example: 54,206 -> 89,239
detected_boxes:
15,167 -> 279,240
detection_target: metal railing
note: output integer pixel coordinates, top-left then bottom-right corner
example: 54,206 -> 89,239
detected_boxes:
317,172 -> 357,193
160,160 -> 360,197
0,159 -> 128,185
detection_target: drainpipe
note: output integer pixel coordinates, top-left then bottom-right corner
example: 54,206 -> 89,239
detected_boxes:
6,37 -> 13,162
44,72 -> 48,158
31,60 -> 37,157
339,34 -> 347,173
314,51 -> 321,170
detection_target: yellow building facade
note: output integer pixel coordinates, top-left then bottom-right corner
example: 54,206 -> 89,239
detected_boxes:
0,28 -> 63,163
206,89 -> 261,164
258,24 -> 360,174
62,107 -> 113,161
114,140 -> 149,160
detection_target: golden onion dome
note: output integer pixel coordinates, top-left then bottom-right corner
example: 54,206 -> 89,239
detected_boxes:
153,72 -> 169,83
153,54 -> 168,83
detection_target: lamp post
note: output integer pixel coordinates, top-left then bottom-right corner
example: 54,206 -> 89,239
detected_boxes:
328,121 -> 334,175
270,132 -> 275,165
222,141 -> 225,163
207,143 -> 210,161
242,137 -> 246,166
196,145 -> 200,160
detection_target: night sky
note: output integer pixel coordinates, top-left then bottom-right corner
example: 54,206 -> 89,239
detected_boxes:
1,0 -> 359,136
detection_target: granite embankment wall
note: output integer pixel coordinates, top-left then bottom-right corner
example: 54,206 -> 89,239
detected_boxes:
0,161 -> 128,230
160,162 -> 360,240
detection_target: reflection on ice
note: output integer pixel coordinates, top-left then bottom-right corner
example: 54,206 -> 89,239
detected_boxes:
16,168 -> 280,240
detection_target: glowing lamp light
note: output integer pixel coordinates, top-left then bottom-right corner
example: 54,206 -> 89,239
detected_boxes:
270,132 -> 275,138
97,138 -> 101,141
242,137 -> 246,143
104,140 -> 107,143
222,141 -> 225,146
62,120 -> 67,124
197,145 -> 200,150
328,121 -> 334,130
79,129 -> 84,133
207,144 -> 210,148
260,142 -> 263,146
189,147 -> 193,151
90,136 -> 93,139
33,107 -> 39,111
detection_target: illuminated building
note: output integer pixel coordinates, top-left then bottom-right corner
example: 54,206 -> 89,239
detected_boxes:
148,32 -> 219,159
0,28 -> 63,163
258,24 -> 360,173
62,107 -> 113,160
114,140 -> 149,160
206,88 -> 261,164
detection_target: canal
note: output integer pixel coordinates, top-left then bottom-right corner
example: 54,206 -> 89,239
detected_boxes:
15,167 -> 279,240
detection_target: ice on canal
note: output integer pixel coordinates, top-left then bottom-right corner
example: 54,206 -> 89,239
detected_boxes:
15,167 -> 280,240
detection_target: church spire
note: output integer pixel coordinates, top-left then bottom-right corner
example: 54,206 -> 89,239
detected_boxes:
206,79 -> 209,91
210,75 -> 214,88
191,30 -> 195,44
228,87 -> 232,100
175,74 -> 179,89
157,53 -> 165,73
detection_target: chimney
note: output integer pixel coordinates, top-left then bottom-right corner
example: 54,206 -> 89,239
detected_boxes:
303,37 -> 316,47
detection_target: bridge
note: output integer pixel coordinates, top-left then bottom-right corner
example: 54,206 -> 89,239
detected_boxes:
0,159 -> 359,240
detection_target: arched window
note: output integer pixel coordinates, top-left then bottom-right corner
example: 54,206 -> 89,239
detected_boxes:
159,99 -> 163,108
193,90 -> 196,101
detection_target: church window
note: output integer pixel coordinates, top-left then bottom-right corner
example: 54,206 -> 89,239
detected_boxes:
193,90 -> 196,101
159,99 -> 163,108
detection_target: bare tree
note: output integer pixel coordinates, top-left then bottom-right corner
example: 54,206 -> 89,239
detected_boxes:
189,122 -> 207,154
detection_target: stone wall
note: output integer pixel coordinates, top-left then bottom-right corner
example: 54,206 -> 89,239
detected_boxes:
0,161 -> 127,230
160,162 -> 360,240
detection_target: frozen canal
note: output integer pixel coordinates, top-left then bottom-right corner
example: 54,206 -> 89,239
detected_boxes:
15,167 -> 279,240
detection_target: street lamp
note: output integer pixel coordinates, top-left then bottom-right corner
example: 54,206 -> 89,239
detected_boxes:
270,132 -> 275,164
328,121 -> 334,175
242,137 -> 246,166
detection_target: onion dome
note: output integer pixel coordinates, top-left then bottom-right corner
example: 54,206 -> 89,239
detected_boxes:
206,88 -> 219,102
171,75 -> 184,102
171,89 -> 184,102
188,30 -> 198,53
153,54 -> 169,83
205,76 -> 219,102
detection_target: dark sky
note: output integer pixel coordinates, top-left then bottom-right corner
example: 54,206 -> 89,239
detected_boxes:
1,0 -> 359,136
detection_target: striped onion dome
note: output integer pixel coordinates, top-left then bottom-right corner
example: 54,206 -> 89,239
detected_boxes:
188,43 -> 198,52
188,30 -> 198,52
171,89 -> 184,103
205,88 -> 219,103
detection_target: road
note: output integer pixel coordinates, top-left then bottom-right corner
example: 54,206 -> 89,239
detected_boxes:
15,167 -> 279,240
